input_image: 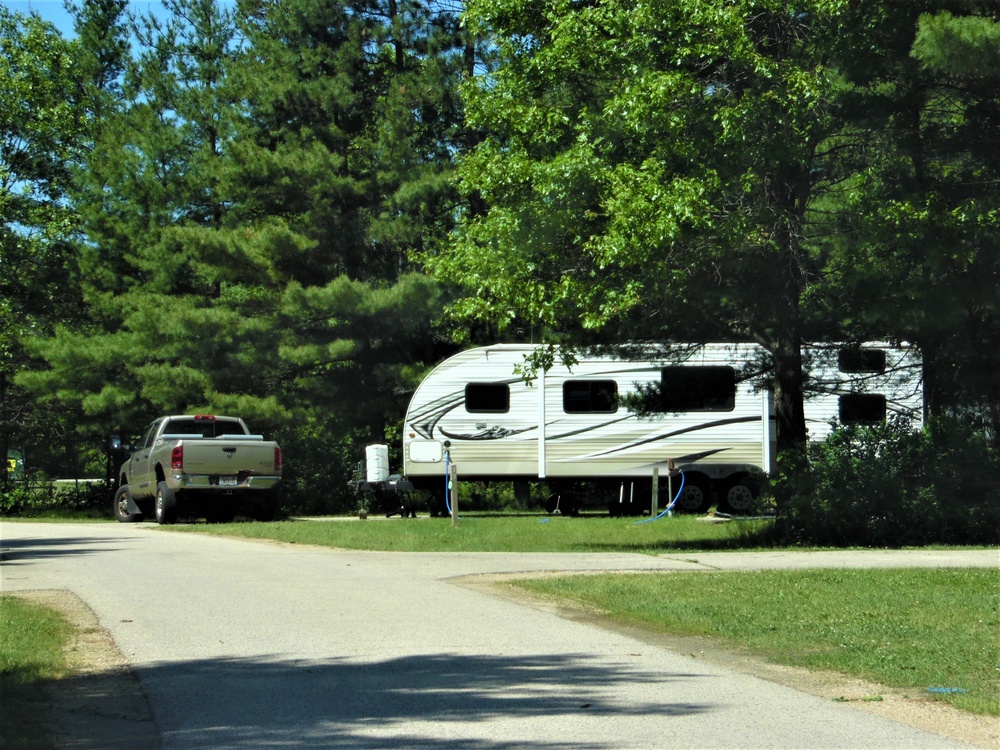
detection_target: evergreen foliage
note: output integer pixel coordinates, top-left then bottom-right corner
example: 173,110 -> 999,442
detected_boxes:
1,1 -> 996,530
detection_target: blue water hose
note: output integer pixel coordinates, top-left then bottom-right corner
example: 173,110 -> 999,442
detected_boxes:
635,470 -> 685,524
444,450 -> 453,515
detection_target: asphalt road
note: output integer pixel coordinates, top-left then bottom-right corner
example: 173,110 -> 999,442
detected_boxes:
1,521 -> 996,749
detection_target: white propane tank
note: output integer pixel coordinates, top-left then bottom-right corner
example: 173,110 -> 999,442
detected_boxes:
365,444 -> 390,483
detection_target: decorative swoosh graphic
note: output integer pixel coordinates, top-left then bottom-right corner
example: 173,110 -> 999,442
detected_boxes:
584,415 -> 761,458
440,425 -> 537,440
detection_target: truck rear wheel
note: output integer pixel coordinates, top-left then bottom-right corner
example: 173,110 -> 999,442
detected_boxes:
113,485 -> 143,523
155,482 -> 178,525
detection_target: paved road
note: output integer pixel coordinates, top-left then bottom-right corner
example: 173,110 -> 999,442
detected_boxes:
1,521 -> 996,749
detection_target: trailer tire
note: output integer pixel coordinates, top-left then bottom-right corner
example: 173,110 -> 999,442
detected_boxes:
425,488 -> 447,517
113,485 -> 143,523
718,477 -> 758,515
672,475 -> 711,514
154,482 -> 178,525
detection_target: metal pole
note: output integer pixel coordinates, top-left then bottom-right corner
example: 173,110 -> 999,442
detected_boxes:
652,467 -> 659,515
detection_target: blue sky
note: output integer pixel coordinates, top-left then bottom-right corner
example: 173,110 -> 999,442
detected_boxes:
8,1 -> 170,37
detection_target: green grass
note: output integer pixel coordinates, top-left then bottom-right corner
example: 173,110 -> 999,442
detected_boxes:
0,595 -> 72,749
0,596 -> 70,684
173,512 -> 776,552
512,568 -> 1000,715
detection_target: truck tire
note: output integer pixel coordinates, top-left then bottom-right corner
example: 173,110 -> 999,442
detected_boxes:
718,477 -> 758,515
113,485 -> 143,523
672,475 -> 712,514
154,482 -> 178,525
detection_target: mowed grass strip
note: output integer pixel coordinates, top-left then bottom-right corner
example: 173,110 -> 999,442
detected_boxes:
512,568 -> 1000,715
177,513 -> 773,552
1,595 -> 73,748
0,595 -> 70,683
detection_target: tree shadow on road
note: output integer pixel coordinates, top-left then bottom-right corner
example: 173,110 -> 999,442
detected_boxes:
94,651 -> 712,749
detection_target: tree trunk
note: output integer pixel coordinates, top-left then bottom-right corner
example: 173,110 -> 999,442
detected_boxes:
0,372 -> 8,482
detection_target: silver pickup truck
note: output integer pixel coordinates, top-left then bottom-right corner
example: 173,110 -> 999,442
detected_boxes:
113,414 -> 282,524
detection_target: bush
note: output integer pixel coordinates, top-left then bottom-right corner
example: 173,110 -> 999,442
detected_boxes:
0,478 -> 111,517
777,417 -> 1000,546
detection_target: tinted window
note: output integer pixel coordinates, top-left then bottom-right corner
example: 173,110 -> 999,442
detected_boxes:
839,394 -> 887,424
563,380 -> 618,413
838,348 -> 887,373
465,383 -> 510,413
139,423 -> 158,449
660,367 -> 736,412
163,418 -> 246,438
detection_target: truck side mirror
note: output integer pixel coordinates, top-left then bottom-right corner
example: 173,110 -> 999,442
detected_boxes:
108,435 -> 126,453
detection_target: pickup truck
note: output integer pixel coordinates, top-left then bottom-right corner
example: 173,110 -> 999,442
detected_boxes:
112,414 -> 282,524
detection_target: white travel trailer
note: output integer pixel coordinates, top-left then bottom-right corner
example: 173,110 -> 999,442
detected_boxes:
400,343 -> 923,515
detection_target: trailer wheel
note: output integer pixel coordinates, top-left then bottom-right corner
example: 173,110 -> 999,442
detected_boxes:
113,485 -> 143,523
425,489 -> 447,517
154,482 -> 178,525
718,477 -> 758,515
672,475 -> 711,514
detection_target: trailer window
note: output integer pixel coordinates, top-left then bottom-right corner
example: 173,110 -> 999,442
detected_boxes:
563,380 -> 618,413
660,366 -> 736,412
839,394 -> 887,424
838,348 -> 887,373
465,383 -> 510,413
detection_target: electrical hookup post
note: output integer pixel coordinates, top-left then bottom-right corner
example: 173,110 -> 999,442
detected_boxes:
449,461 -> 458,527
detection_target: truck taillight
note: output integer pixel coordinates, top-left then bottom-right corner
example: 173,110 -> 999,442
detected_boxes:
274,446 -> 283,472
171,445 -> 184,470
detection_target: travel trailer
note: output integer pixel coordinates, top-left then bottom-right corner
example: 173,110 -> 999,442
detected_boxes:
395,343 -> 923,516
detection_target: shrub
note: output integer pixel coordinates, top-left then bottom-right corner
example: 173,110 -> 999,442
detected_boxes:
777,417 -> 1000,546
0,478 -> 111,517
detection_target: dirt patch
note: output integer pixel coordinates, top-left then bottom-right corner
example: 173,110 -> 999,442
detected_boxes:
455,572 -> 999,750
5,590 -> 160,750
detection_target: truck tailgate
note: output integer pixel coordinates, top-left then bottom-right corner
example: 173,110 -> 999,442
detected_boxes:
179,440 -> 277,476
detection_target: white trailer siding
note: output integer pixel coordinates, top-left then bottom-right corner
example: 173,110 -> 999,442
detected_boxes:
803,344 -> 924,442
538,352 -> 766,479
404,344 -> 780,482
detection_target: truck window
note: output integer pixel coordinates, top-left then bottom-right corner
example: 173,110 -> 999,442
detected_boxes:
162,418 -> 245,438
563,380 -> 618,413
839,394 -> 887,424
659,366 -> 736,412
139,422 -> 158,449
465,383 -> 510,413
215,421 -> 248,436
163,418 -> 210,437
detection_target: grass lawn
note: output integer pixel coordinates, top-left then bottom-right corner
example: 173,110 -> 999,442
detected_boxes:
0,595 -> 71,749
0,595 -> 70,683
173,512 -> 776,552
510,567 -> 1000,716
